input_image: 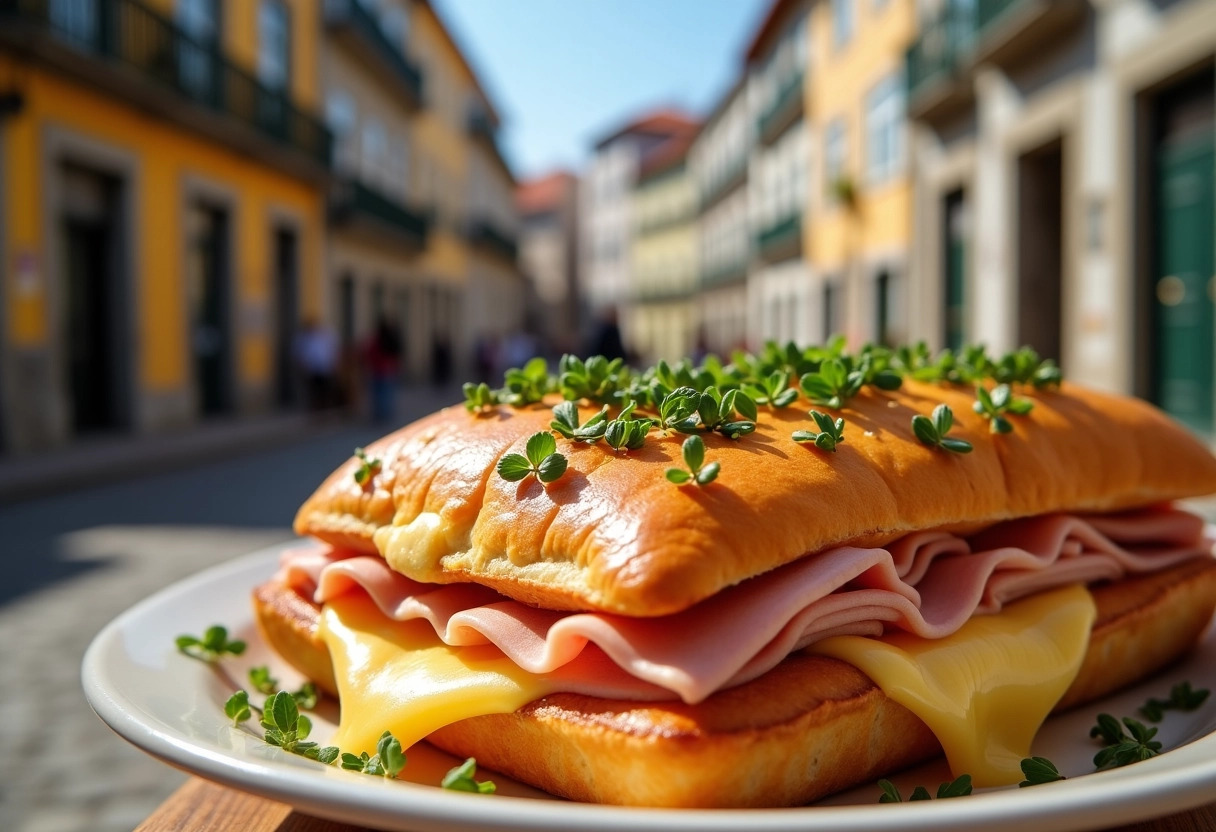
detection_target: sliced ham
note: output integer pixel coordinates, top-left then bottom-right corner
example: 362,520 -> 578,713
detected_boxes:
277,505 -> 1213,705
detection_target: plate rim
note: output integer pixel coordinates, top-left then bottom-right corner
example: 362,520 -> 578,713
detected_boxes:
81,543 -> 1216,832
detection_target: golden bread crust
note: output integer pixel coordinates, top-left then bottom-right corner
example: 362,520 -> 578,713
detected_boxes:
251,558 -> 1216,807
294,381 -> 1216,615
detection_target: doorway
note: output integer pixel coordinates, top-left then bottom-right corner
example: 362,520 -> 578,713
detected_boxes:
273,226 -> 299,408
943,189 -> 968,351
60,164 -> 126,434
1151,70 -> 1215,435
1016,139 -> 1064,362
186,202 -> 232,416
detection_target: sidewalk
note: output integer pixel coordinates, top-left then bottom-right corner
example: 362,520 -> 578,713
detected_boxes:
0,383 -> 464,505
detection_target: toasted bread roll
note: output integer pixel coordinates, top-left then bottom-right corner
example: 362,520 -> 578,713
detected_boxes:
295,382 -> 1216,616
252,557 -> 1216,807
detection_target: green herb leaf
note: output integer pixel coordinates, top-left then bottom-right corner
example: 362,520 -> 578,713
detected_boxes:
670,435 -> 718,486
696,461 -> 720,485
441,757 -> 497,793
176,625 -> 246,663
682,434 -> 705,470
936,774 -> 973,798
665,468 -> 692,484
877,779 -> 903,803
536,453 -> 568,483
293,681 -> 319,711
495,453 -> 533,482
526,432 -> 557,467
1019,756 -> 1065,787
376,731 -> 407,778
909,786 -> 933,801
249,666 -> 277,695
1141,681 -> 1210,721
913,406 -> 971,454
224,690 -> 252,725
353,447 -> 383,487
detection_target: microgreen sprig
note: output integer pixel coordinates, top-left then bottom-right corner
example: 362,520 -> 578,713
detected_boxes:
550,401 -> 610,443
877,774 -> 972,803
559,354 -> 628,406
696,386 -> 757,439
1090,714 -> 1163,769
1018,756 -> 1066,787
1140,681 -> 1210,722
499,357 -> 552,406
341,730 -> 407,778
799,358 -> 864,410
604,413 -> 653,451
656,386 -> 702,433
353,447 -> 382,486
912,405 -> 973,454
792,410 -> 845,452
973,384 -> 1034,434
666,435 -> 719,486
744,370 -> 800,408
462,382 -> 500,412
260,690 -> 339,762
496,432 -> 568,484
176,625 -> 247,663
441,757 -> 497,794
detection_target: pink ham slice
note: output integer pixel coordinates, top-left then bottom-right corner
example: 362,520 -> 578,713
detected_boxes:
277,505 -> 1213,705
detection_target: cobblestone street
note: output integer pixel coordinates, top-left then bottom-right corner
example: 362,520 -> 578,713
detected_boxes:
0,387 -> 460,832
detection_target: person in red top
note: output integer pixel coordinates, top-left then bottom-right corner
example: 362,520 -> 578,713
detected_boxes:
364,318 -> 402,424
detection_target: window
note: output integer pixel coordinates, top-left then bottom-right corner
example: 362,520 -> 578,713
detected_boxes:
380,5 -> 408,53
258,0 -> 290,91
832,0 -> 854,48
326,89 -> 357,170
361,118 -> 390,189
50,0 -> 98,44
824,118 -> 848,200
176,0 -> 219,97
866,72 -> 905,184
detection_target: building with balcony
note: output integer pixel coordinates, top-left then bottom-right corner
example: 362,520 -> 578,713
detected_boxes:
803,0 -> 915,348
0,0 -> 330,453
690,77 -> 753,355
580,108 -> 697,347
323,0 -> 524,387
904,0 -> 1216,434
517,170 -> 580,356
403,1 -> 525,383
629,130 -> 699,364
746,0 -> 814,348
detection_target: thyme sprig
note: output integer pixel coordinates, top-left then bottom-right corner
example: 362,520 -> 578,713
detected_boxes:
441,757 -> 497,794
341,730 -> 406,778
1090,714 -> 1163,769
912,405 -> 973,454
353,448 -> 382,486
462,382 -> 500,412
1140,681 -> 1210,722
666,435 -> 719,486
973,384 -> 1035,434
176,626 -> 246,663
792,410 -> 845,452
695,386 -> 757,439
1019,756 -> 1066,787
877,774 -> 972,803
744,369 -> 799,408
603,402 -> 654,451
550,401 -> 610,443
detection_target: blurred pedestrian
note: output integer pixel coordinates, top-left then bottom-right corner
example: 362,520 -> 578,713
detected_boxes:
294,317 -> 338,412
588,306 -> 627,362
364,318 -> 402,423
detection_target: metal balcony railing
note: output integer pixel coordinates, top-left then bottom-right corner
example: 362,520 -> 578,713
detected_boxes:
330,178 -> 428,244
0,0 -> 331,166
756,211 -> 803,255
466,217 -> 518,262
324,0 -> 422,106
757,71 -> 804,142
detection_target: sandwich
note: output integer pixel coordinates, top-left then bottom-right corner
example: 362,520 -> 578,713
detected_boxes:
253,344 -> 1216,807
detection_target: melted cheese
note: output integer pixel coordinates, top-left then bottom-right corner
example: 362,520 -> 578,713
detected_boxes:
811,583 -> 1096,786
321,583 -> 1095,784
319,592 -> 561,755
375,511 -> 450,576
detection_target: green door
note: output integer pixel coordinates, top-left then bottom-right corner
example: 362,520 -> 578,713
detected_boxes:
944,190 -> 967,351
1154,131 -> 1215,436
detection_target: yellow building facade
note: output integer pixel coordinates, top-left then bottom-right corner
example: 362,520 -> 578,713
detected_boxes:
0,0 -> 328,451
806,0 -> 915,346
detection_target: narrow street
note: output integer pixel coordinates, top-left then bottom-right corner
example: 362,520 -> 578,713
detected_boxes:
0,387 -> 460,832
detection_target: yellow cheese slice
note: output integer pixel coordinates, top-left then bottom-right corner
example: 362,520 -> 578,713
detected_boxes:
811,584 -> 1096,786
318,592 -> 562,755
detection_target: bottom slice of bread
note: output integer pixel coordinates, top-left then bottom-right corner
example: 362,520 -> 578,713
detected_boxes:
253,557 -> 1216,808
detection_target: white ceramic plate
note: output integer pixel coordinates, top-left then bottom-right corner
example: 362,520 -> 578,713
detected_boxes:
83,544 -> 1216,832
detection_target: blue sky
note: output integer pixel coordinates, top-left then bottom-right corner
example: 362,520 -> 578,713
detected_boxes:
434,0 -> 770,180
